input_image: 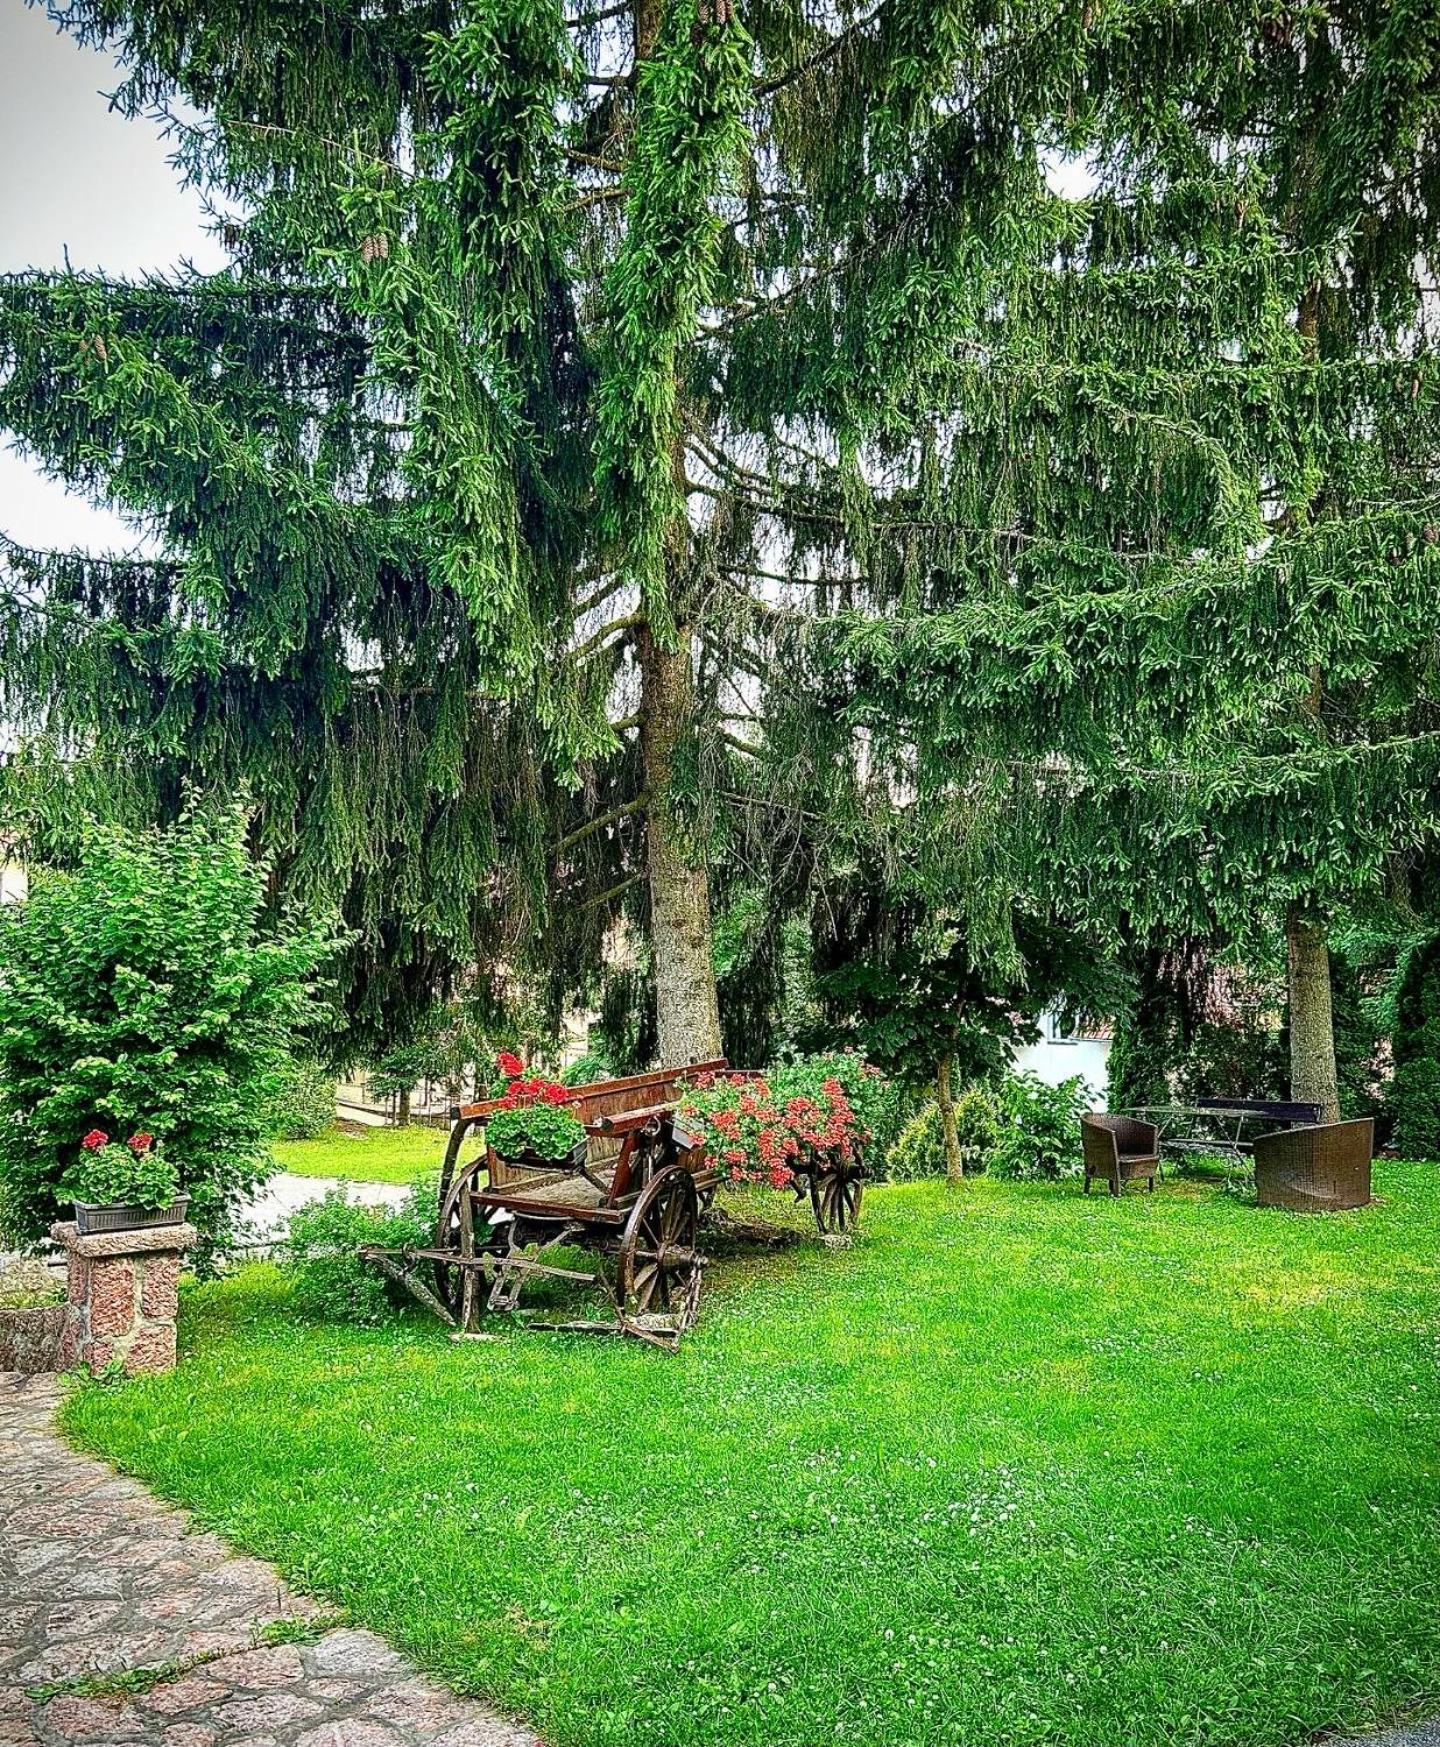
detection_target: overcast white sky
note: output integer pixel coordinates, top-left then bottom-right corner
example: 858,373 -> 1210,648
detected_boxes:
0,1 -> 225,554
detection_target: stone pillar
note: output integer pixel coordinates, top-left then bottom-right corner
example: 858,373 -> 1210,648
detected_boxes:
50,1220 -> 198,1376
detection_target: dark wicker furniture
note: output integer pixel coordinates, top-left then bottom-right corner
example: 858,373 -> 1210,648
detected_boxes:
1195,1097 -> 1322,1127
1081,1113 -> 1161,1197
1252,1118 -> 1373,1212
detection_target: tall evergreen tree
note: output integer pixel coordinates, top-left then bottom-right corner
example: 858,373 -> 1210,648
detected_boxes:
6,2 -> 1437,1091
776,2 -> 1440,1119
0,0 -> 1096,1064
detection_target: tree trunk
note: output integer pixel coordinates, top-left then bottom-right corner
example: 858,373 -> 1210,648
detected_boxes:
395,1086 -> 412,1129
1287,906 -> 1340,1122
936,1057 -> 964,1183
639,627 -> 723,1068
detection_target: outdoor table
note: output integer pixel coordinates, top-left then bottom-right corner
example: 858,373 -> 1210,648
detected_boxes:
1115,1104 -> 1279,1158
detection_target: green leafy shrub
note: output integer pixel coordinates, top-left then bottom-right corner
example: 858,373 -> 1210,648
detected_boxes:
62,1130 -> 178,1209
0,801 -> 335,1262
884,1104 -> 946,1181
990,1073 -> 1090,1180
486,1100 -> 586,1161
560,1050 -> 613,1088
1390,934 -> 1440,1159
267,1055 -> 338,1141
1174,1016 -> 1287,1106
285,1185 -> 435,1325
884,1086 -> 998,1181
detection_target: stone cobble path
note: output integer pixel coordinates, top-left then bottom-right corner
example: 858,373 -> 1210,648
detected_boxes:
1,1374 -> 538,1747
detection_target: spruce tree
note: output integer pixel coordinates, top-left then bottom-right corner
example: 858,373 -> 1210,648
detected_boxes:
0,0 -> 1083,1064
778,3 -> 1440,1119
6,2 -> 1438,1095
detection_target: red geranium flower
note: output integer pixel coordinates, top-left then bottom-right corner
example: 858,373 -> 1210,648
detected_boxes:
128,1132 -> 154,1153
496,1050 -> 524,1079
81,1129 -> 108,1151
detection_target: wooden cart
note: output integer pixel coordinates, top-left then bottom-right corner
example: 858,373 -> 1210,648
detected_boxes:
363,1059 -> 866,1348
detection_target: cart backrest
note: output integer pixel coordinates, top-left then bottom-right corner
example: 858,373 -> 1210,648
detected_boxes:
451,1059 -> 729,1187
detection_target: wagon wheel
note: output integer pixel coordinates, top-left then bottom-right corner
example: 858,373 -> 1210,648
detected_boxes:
810,1151 -> 865,1235
616,1165 -> 702,1331
434,1154 -> 489,1319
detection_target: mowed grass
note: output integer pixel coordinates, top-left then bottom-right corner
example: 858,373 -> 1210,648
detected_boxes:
270,1123 -> 449,1184
63,1166 -> 1440,1747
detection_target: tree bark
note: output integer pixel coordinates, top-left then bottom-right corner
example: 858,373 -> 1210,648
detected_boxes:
1287,906 -> 1340,1122
936,1057 -> 964,1183
395,1086 -> 412,1129
639,627 -> 723,1068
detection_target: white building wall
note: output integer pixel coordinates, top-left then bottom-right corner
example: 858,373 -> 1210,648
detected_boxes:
1010,1012 -> 1111,1102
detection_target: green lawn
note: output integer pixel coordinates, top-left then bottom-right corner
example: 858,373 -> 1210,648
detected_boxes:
63,1167 -> 1440,1747
270,1123 -> 450,1184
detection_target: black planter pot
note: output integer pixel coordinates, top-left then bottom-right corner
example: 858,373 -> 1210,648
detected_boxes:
73,1195 -> 190,1237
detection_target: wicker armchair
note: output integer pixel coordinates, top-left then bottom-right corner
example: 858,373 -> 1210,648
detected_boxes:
1253,1118 -> 1373,1212
1081,1113 -> 1161,1197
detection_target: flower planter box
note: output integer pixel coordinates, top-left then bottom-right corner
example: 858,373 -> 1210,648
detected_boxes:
73,1194 -> 190,1237
493,1140 -> 588,1174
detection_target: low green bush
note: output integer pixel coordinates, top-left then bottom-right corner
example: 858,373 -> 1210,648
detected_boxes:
884,1085 -> 998,1180
284,1184 -> 435,1325
990,1072 -> 1090,1180
884,1104 -> 946,1180
267,1055 -> 338,1141
560,1051 -> 614,1087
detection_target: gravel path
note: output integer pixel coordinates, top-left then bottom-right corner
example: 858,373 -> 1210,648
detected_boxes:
0,1372 -> 538,1747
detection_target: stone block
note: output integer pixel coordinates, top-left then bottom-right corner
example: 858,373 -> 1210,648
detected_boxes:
305,1629 -> 407,1677
162,1726 -> 216,1747
140,1254 -> 181,1319
296,1722 -> 402,1747
125,1322 -> 177,1375
50,1221 -> 196,1377
0,1305 -> 65,1374
214,1693 -> 324,1735
209,1644 -> 304,1689
144,1678 -> 228,1717
88,1260 -> 137,1339
40,1696 -> 143,1741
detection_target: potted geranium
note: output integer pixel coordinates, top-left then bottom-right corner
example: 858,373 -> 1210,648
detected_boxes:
63,1130 -> 188,1235
484,1061 -> 587,1169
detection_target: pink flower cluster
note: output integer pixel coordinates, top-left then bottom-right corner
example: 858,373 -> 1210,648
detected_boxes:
681,1072 -> 860,1189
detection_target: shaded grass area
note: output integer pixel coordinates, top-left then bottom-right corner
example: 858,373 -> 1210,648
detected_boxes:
63,1167 -> 1440,1747
270,1124 -> 449,1184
